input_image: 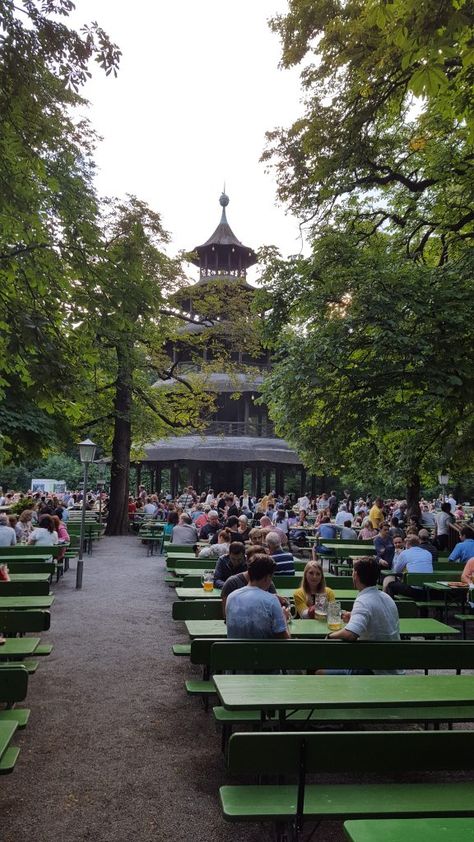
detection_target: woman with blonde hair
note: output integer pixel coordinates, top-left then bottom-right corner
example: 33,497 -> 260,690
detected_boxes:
293,560 -> 335,618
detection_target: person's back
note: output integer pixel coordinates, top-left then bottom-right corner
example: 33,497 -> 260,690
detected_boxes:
339,525 -> 358,540
396,545 -> 433,573
226,587 -> 286,638
318,521 -> 336,539
349,587 -> 400,643
0,522 -> 16,546
171,521 -> 197,545
30,526 -> 58,546
266,532 -> 295,575
225,554 -> 288,640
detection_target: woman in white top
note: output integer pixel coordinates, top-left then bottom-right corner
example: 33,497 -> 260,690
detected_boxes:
29,514 -> 58,546
197,528 -> 231,559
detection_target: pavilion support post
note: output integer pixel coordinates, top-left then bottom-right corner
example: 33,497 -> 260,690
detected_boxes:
251,466 -> 257,497
136,464 -> 142,497
149,467 -> 154,493
300,467 -> 307,497
256,466 -> 262,499
155,467 -> 161,496
275,466 -> 283,496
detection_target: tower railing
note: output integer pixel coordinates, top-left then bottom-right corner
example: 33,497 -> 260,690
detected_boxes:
202,420 -> 275,438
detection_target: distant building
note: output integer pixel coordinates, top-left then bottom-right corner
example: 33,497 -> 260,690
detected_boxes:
137,192 -> 306,497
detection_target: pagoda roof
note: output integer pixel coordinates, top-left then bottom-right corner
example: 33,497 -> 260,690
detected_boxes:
190,192 -> 257,268
140,435 -> 302,465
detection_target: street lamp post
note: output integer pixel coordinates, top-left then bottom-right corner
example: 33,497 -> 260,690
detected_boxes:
438,472 -> 450,504
76,438 -> 97,590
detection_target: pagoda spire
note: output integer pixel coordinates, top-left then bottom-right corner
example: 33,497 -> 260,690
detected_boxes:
190,192 -> 257,279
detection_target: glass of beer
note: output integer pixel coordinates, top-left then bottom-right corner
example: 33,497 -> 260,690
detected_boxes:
201,570 -> 214,592
327,600 -> 343,631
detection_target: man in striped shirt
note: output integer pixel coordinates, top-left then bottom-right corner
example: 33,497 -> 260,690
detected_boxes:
266,531 -> 295,575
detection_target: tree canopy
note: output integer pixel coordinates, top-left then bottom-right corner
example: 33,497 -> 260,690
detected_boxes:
264,0 -> 474,262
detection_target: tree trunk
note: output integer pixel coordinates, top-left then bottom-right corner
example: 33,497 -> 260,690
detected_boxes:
105,347 -> 132,536
406,473 -> 421,521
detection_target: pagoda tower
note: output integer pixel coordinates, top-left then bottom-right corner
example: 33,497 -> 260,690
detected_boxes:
138,193 -> 304,497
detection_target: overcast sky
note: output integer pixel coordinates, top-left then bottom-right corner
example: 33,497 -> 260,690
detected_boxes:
70,0 -> 304,281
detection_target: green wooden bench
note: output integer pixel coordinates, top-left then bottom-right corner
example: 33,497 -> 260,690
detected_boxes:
0,610 -> 51,634
172,600 -> 223,621
344,817 -> 474,842
3,562 -> 56,576
0,664 -> 30,735
220,730 -> 474,840
0,580 -> 50,597
0,720 -> 20,774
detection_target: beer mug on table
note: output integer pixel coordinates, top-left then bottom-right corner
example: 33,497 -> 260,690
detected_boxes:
201,570 -> 214,592
327,600 -> 343,631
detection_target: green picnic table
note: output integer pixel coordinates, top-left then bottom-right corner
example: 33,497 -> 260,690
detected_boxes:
185,618 -> 459,640
344,818 -> 474,842
0,720 -> 17,763
213,673 -> 474,714
0,638 -> 41,658
0,596 -> 55,610
0,554 -> 52,563
175,587 -> 359,601
8,574 -> 51,583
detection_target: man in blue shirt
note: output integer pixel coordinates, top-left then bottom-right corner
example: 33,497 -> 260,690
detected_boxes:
386,535 -> 433,600
449,527 -> 474,564
225,555 -> 290,639
266,532 -> 295,575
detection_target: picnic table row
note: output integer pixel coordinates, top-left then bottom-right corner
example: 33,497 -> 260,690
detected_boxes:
167,543 -> 474,841
0,550 -> 58,774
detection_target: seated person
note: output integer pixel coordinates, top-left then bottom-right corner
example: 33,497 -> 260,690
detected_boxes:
293,561 -> 335,618
197,528 -> 231,560
266,531 -> 295,575
386,534 -> 433,600
198,510 -> 221,541
210,515 -> 245,545
461,556 -> 474,585
237,514 -> 251,542
221,546 -> 287,610
373,522 -> 395,568
225,554 -> 290,639
449,526 -> 474,564
418,528 -> 438,563
336,519 -> 358,541
170,513 -> 198,545
322,556 -> 402,675
213,541 -> 247,589
359,518 -> 378,539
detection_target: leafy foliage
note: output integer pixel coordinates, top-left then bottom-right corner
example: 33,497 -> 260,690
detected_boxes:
264,0 -> 474,261
259,236 -> 474,495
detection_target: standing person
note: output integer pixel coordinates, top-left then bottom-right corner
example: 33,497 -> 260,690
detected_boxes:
225,555 -> 290,639
434,502 -> 455,550
328,490 -> 338,518
293,561 -> 335,618
322,557 -> 402,675
369,497 -> 385,530
335,504 -> 353,527
0,513 -> 16,546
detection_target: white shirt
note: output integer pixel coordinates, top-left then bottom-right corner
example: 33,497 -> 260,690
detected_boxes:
0,525 -> 16,547
345,586 -> 402,674
446,496 -> 457,513
29,528 -> 58,546
297,496 -> 310,511
335,510 -> 353,526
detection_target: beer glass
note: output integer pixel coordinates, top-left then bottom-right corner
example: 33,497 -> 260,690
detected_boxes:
327,600 -> 343,631
201,570 -> 214,592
